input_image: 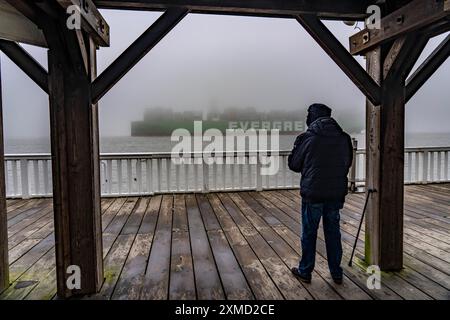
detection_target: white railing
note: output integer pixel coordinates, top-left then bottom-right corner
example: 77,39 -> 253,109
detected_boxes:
353,147 -> 450,185
4,147 -> 450,198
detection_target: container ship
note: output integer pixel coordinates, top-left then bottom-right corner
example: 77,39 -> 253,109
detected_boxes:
131,107 -> 306,136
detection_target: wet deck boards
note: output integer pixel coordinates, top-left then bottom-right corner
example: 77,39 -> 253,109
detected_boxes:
1,184 -> 449,300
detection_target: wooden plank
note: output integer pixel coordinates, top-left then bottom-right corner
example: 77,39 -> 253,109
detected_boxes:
94,234 -> 135,299
262,191 -> 403,300
0,250 -> 55,300
3,197 -> 114,300
101,198 -> 127,232
0,57 -> 8,293
197,194 -> 253,300
6,199 -> 41,219
112,197 -> 160,300
231,193 -> 344,300
206,194 -> 283,300
141,195 -> 173,299
169,195 -> 196,300
8,234 -> 54,283
338,206 -> 450,295
0,0 -> 46,47
24,267 -> 57,300
8,203 -> 53,238
103,198 -> 138,256
258,192 -> 374,300
7,199 -> 47,227
321,200 -> 446,299
138,195 -> 162,234
272,192 -> 432,300
121,197 -> 148,235
185,194 -> 224,300
217,193 -> 313,300
8,239 -> 41,264
255,192 -> 377,300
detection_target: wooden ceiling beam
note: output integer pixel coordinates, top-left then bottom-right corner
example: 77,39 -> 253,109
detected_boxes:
94,0 -> 377,20
0,0 -> 47,47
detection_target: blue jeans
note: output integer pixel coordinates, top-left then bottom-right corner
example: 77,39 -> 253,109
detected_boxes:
298,200 -> 343,279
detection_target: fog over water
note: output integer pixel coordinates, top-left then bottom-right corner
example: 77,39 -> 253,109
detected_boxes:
1,10 -> 449,147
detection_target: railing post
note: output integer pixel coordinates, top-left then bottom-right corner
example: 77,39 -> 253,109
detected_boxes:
256,153 -> 263,192
422,150 -> 429,184
20,159 -> 29,199
444,151 -> 449,182
202,161 -> 209,193
349,138 -> 358,192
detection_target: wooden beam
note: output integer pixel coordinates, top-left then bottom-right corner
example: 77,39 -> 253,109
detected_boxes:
365,48 -> 405,271
95,0 -> 376,20
4,0 -> 43,27
0,57 -> 9,294
0,40 -> 49,93
44,22 -> 103,298
92,7 -> 188,103
406,34 -> 450,102
56,0 -> 110,47
383,34 -> 428,82
0,0 -> 47,47
296,14 -> 381,105
364,31 -> 428,272
350,0 -> 449,55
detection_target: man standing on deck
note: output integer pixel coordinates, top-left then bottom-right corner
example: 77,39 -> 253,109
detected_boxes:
288,103 -> 353,284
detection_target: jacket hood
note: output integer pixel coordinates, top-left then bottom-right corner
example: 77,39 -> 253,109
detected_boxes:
307,117 -> 343,137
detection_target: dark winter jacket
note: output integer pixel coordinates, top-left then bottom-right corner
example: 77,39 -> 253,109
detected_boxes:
288,117 -> 353,203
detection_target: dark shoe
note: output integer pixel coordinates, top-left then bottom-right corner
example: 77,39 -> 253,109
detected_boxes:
291,267 -> 311,283
332,277 -> 343,285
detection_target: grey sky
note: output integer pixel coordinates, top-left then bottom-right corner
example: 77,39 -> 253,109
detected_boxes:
1,10 -> 448,139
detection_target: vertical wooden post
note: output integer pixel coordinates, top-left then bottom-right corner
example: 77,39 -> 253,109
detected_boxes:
0,56 -> 10,293
365,33 -> 426,270
45,26 -> 103,297
365,48 -> 383,268
365,44 -> 408,270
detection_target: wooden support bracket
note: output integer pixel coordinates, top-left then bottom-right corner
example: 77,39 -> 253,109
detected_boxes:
296,14 -> 381,106
406,34 -> 450,102
0,40 -> 49,93
350,0 -> 450,55
92,7 -> 188,103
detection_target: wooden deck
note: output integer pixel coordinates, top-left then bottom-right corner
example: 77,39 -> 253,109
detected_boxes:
1,184 -> 449,300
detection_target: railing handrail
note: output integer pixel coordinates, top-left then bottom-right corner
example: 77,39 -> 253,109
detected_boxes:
5,146 -> 450,160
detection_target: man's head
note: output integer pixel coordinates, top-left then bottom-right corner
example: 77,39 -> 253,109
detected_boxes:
306,103 -> 332,127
